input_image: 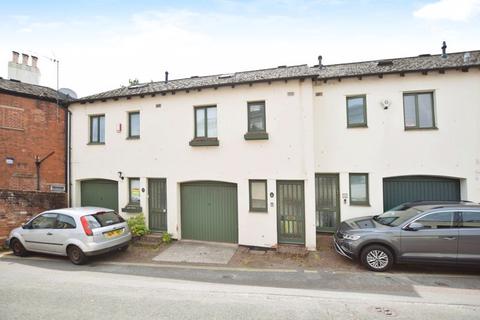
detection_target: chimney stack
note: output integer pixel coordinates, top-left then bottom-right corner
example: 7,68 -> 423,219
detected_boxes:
31,56 -> 38,68
12,51 -> 19,64
165,71 -> 169,83
318,55 -> 323,68
22,53 -> 29,65
441,41 -> 447,58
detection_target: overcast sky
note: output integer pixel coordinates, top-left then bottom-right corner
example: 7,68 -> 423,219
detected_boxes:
1,0 -> 479,97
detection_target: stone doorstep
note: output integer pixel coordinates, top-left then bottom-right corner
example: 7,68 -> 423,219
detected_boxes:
139,233 -> 164,243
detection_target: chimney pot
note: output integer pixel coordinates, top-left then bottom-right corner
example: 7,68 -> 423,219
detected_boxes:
22,53 -> 29,65
31,56 -> 38,68
12,51 -> 19,64
441,41 -> 447,58
318,55 -> 323,68
165,71 -> 169,83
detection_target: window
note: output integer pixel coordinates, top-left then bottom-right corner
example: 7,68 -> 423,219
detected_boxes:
190,106 -> 219,146
346,95 -> 367,127
460,211 -> 480,228
128,111 -> 140,138
248,101 -> 266,132
92,211 -> 124,227
31,213 -> 57,229
129,178 -> 140,204
90,115 -> 105,144
349,173 -> 369,206
403,92 -> 435,129
56,214 -> 76,229
249,180 -> 268,212
415,212 -> 455,229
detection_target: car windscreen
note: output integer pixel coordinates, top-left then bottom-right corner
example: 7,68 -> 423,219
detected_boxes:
90,211 -> 124,228
374,207 -> 423,227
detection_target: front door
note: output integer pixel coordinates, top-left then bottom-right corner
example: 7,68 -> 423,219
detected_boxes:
315,174 -> 340,232
148,178 -> 167,231
277,180 -> 305,245
400,211 -> 459,263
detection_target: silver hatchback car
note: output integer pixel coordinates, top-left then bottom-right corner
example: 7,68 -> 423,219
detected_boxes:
5,207 -> 132,265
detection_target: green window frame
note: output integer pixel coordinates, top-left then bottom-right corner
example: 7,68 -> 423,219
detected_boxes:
193,105 -> 218,141
403,92 -> 436,129
349,173 -> 369,206
346,95 -> 367,128
129,178 -> 141,204
247,101 -> 266,132
89,114 -> 105,144
128,111 -> 140,138
249,180 -> 268,212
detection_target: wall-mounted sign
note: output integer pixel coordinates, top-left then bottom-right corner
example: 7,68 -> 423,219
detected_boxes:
341,193 -> 348,199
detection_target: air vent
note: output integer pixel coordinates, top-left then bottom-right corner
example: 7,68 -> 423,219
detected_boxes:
190,75 -> 199,78
277,65 -> 287,68
128,83 -> 147,89
418,54 -> 431,57
377,60 -> 393,67
218,73 -> 234,79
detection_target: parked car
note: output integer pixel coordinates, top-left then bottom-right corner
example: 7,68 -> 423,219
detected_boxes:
5,207 -> 132,265
333,201 -> 480,271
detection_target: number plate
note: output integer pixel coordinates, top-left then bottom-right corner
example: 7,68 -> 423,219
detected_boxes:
104,228 -> 124,239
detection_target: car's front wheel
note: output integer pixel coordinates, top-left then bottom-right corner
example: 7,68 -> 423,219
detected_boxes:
360,245 -> 394,272
67,245 -> 88,265
10,238 -> 28,257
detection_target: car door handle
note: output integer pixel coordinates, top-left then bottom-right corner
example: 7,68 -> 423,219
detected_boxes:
46,232 -> 53,236
441,236 -> 456,240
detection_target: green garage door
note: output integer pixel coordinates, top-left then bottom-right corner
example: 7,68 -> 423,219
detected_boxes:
383,176 -> 460,211
81,179 -> 119,212
181,181 -> 238,243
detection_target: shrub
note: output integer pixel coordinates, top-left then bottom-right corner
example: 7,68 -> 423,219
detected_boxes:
127,214 -> 150,237
162,232 -> 173,244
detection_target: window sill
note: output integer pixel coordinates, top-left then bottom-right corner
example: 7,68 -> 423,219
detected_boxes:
87,142 -> 105,145
126,136 -> 140,140
249,210 -> 268,214
404,127 -> 438,131
350,203 -> 371,207
347,124 -> 368,129
189,138 -> 219,147
121,204 -> 142,213
244,132 -> 269,140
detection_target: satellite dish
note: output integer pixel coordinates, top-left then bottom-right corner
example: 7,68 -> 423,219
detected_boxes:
59,88 -> 78,99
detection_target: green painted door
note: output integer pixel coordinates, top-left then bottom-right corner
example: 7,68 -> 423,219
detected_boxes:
181,181 -> 238,243
277,180 -> 305,244
383,176 -> 460,211
148,178 -> 167,231
315,174 -> 340,232
81,179 -> 118,212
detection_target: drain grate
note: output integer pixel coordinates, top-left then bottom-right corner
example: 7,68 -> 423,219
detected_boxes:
373,306 -> 396,317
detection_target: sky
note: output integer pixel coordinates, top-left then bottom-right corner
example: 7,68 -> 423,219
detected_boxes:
1,0 -> 479,97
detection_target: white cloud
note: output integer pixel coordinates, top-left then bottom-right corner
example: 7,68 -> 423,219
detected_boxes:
414,0 -> 480,22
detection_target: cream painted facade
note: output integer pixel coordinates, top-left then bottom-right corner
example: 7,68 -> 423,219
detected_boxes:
69,68 -> 480,249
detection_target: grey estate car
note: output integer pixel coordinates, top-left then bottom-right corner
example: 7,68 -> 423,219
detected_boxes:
5,207 -> 132,265
334,201 -> 480,271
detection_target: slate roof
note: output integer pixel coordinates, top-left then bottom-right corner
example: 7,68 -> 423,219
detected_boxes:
316,50 -> 480,80
0,78 -> 70,104
76,50 -> 480,103
77,65 -> 319,102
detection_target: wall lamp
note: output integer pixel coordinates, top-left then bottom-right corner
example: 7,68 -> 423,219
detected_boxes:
118,171 -> 124,180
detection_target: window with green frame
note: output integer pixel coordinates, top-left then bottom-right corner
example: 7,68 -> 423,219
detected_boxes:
346,95 -> 367,127
247,101 -> 266,132
403,92 -> 435,129
249,180 -> 267,212
128,111 -> 140,138
349,173 -> 369,206
129,178 -> 140,204
89,114 -> 105,144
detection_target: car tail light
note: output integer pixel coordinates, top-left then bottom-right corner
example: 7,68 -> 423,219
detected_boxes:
80,216 -> 93,236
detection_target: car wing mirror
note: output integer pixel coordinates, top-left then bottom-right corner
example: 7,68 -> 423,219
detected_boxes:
406,222 -> 424,231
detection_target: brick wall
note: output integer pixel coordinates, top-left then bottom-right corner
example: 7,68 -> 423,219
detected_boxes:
0,92 -> 66,192
0,189 -> 67,244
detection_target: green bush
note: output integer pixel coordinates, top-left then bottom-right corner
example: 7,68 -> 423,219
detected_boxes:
162,232 -> 173,244
127,214 -> 150,237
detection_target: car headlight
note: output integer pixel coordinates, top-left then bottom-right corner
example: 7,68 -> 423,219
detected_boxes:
343,233 -> 361,241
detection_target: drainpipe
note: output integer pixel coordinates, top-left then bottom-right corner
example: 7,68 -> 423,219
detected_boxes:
35,151 -> 55,191
68,108 -> 72,206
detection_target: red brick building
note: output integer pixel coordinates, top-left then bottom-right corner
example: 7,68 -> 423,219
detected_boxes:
0,78 -> 70,243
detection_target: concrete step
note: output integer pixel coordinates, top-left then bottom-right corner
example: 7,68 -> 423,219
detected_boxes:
140,233 -> 164,244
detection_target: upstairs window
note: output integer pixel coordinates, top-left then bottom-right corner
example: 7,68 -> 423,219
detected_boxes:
403,92 -> 435,129
248,101 -> 266,132
90,115 -> 105,144
128,111 -> 140,138
346,95 -> 367,127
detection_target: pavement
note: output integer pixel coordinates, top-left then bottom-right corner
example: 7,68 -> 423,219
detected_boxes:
152,240 -> 237,264
0,252 -> 479,319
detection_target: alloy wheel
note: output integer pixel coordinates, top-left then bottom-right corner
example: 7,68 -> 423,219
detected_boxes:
366,250 -> 389,270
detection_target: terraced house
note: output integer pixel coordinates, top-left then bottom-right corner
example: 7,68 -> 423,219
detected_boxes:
69,47 -> 480,250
